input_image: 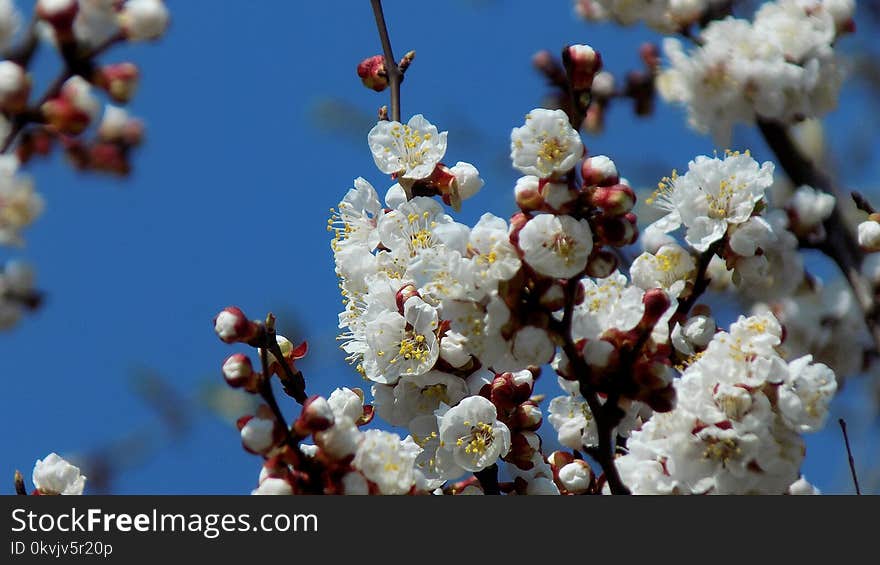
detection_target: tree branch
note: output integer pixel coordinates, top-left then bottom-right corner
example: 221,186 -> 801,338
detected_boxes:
557,276 -> 631,495
474,464 -> 501,495
838,418 -> 861,495
370,0 -> 402,122
757,118 -> 880,356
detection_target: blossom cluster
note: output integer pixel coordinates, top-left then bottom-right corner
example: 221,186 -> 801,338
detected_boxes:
656,0 -> 855,143
202,42 -> 845,493
614,313 -> 835,494
574,0 -> 723,33
0,0 -> 168,331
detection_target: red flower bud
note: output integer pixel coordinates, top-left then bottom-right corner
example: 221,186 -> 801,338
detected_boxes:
222,353 -> 254,388
590,183 -> 635,215
213,306 -> 259,344
357,55 -> 388,92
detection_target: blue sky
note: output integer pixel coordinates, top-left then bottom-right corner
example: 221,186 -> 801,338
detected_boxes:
2,0 -> 876,494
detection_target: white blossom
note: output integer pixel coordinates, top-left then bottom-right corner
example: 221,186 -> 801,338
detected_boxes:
32,453 -> 86,495
510,108 -> 583,178
647,152 -> 774,252
630,243 -> 696,297
368,115 -> 447,180
352,430 -> 421,495
519,214 -> 593,278
437,396 -> 511,472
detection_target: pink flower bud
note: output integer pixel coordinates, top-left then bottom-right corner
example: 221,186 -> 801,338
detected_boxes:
513,401 -> 542,431
395,284 -> 420,314
590,183 -> 635,215
564,44 -> 602,91
639,43 -> 660,71
294,395 -> 335,435
0,61 -> 30,113
88,142 -> 130,176
539,282 -> 566,311
557,460 -> 594,494
580,155 -> 619,187
213,306 -> 259,344
507,432 -> 540,469
490,373 -> 517,411
41,76 -> 99,135
222,353 -> 254,388
515,176 -> 543,212
547,450 -> 574,471
642,288 -> 671,324
94,63 -> 140,104
36,0 -> 79,35
357,55 -> 388,92
238,407 -> 283,455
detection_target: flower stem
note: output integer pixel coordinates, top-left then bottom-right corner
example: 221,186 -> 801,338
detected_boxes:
370,0 -> 402,122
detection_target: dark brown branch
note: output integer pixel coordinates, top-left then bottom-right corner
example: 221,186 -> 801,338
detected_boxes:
838,418 -> 861,495
556,276 -> 631,495
757,118 -> 880,356
670,239 -> 723,329
474,464 -> 501,495
370,0 -> 402,122
852,192 -> 876,215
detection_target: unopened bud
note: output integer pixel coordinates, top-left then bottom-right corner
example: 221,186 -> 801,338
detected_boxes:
541,180 -> 576,212
449,161 -> 483,201
507,431 -> 540,468
395,284 -> 420,314
357,55 -> 388,92
98,106 -> 144,146
515,176 -> 543,212
591,183 -> 635,215
41,76 -> 100,135
558,460 -> 594,494
490,373 -> 517,411
238,408 -> 282,455
642,288 -> 671,324
222,353 -> 254,388
37,0 -> 79,36
858,220 -> 880,251
564,44 -> 602,90
639,43 -> 660,71
94,63 -> 140,104
294,396 -> 335,435
0,61 -> 30,113
214,306 -> 259,344
120,0 -> 170,41
513,401 -> 542,431
539,282 -> 566,311
398,50 -> 416,73
88,142 -> 130,176
591,71 -> 615,99
580,155 -> 619,187
548,450 -> 574,471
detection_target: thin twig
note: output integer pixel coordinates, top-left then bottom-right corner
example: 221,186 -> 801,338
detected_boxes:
852,192 -> 876,215
838,418 -> 861,495
370,0 -> 402,122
